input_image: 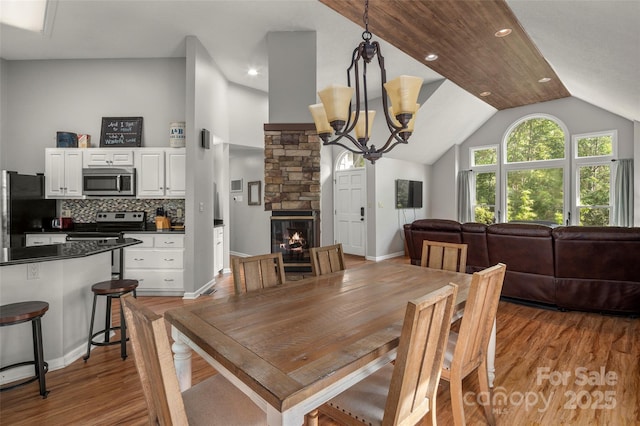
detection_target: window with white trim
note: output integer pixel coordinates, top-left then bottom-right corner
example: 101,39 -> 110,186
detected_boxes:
471,146 -> 498,224
573,131 -> 616,225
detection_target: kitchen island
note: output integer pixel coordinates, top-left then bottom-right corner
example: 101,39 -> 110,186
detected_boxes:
0,238 -> 141,386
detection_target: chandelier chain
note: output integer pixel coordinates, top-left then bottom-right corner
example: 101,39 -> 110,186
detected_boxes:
362,0 -> 371,41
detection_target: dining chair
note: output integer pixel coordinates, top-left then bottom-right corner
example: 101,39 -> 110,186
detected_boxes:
441,263 -> 506,426
420,240 -> 468,273
231,252 -> 286,295
309,243 -> 346,276
121,294 -> 267,425
315,283 -> 459,426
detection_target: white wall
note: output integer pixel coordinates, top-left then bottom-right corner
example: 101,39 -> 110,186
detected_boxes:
228,148 -> 270,256
2,58 -> 185,174
228,82 -> 268,148
458,97 -> 635,167
183,36 -> 225,294
267,31 -> 316,123
372,157 -> 430,259
430,145 -> 458,220
0,59 -> 6,170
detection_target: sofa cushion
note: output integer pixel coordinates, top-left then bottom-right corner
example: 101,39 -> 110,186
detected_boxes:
552,226 -> 640,314
461,222 -> 489,273
552,226 -> 640,281
486,223 -> 554,276
404,219 -> 462,265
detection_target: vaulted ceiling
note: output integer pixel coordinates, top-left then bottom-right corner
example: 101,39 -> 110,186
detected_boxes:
320,0 -> 571,111
1,0 -> 638,164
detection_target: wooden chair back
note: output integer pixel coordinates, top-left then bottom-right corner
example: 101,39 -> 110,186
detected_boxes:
122,293 -> 188,425
441,263 -> 506,426
309,243 -> 346,276
383,283 -> 458,426
231,253 -> 285,295
451,263 -> 505,375
420,240 -> 468,272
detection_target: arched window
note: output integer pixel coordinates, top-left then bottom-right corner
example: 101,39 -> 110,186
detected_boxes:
471,114 -> 616,226
503,115 -> 568,224
336,151 -> 365,171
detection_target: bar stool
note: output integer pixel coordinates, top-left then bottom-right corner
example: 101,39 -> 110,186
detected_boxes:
0,301 -> 50,398
84,279 -> 138,362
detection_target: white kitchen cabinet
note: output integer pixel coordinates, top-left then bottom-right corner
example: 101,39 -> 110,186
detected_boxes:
83,149 -> 134,167
26,233 -> 67,246
45,148 -> 83,198
214,226 -> 224,274
123,233 -> 184,294
135,148 -> 185,198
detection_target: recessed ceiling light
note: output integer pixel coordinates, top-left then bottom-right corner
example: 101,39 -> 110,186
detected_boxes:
538,77 -> 552,83
425,53 -> 438,62
480,91 -> 492,97
494,28 -> 512,38
247,68 -> 259,76
0,0 -> 48,32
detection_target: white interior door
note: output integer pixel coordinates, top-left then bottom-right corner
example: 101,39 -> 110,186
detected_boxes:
334,168 -> 366,256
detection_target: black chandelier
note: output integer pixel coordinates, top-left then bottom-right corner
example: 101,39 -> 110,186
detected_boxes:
309,0 -> 423,164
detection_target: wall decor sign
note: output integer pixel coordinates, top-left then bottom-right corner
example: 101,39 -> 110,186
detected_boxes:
100,117 -> 143,147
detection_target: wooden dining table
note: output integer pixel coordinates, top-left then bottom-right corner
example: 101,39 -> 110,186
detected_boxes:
165,262 -> 493,426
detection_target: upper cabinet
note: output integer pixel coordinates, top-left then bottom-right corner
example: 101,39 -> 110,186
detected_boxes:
135,148 -> 186,198
83,149 -> 134,167
44,147 -> 186,199
45,148 -> 84,198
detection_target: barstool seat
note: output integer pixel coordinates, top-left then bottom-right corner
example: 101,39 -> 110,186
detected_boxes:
84,279 -> 138,362
0,301 -> 50,398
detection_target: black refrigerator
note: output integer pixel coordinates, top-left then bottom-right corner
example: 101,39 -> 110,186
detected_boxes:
1,170 -> 57,248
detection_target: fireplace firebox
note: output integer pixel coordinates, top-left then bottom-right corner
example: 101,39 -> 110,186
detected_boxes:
270,211 -> 319,272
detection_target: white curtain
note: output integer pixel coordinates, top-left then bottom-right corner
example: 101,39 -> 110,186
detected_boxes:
612,159 -> 634,227
457,170 -> 474,223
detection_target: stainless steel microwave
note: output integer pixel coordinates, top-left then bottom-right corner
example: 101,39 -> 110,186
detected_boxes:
82,168 -> 136,196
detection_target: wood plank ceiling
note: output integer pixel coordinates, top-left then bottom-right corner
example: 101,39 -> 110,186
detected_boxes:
319,0 -> 571,110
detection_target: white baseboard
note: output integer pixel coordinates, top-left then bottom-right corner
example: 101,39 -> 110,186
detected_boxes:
183,277 -> 216,299
0,340 -> 91,386
365,251 -> 405,262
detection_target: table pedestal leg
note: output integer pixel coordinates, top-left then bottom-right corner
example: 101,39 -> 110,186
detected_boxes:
172,340 -> 192,391
487,319 -> 496,387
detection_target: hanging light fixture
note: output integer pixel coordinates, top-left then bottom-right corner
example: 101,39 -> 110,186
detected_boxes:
309,0 -> 423,164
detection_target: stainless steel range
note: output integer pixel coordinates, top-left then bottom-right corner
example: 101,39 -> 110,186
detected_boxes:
66,211 -> 147,277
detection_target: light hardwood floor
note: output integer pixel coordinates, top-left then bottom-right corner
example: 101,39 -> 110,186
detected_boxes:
1,255 -> 638,425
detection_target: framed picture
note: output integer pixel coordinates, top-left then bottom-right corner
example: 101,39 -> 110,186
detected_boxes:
248,181 -> 261,206
230,179 -> 243,193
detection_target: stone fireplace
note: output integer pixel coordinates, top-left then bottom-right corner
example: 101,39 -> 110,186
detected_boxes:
264,123 -> 321,271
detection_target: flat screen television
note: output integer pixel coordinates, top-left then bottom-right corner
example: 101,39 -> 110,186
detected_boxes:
395,179 -> 423,209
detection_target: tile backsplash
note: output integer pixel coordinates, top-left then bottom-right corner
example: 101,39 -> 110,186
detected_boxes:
61,199 -> 185,224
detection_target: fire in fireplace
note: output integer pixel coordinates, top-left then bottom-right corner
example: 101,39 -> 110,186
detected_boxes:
271,211 -> 319,272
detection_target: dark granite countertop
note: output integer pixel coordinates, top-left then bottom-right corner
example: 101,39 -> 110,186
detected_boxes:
1,238 -> 142,266
25,223 -> 185,234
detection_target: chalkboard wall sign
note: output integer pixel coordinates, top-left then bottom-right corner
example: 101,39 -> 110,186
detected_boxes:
100,117 -> 143,147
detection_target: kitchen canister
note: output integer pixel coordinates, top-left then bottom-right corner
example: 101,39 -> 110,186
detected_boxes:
169,122 -> 185,147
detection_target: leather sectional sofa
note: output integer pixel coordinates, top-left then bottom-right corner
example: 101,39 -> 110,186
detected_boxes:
404,219 -> 640,315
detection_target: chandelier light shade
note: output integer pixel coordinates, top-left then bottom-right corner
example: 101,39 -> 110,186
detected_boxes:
352,110 -> 375,141
308,0 -> 423,163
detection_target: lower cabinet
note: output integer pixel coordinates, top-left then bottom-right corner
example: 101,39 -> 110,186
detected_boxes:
123,233 -> 184,295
